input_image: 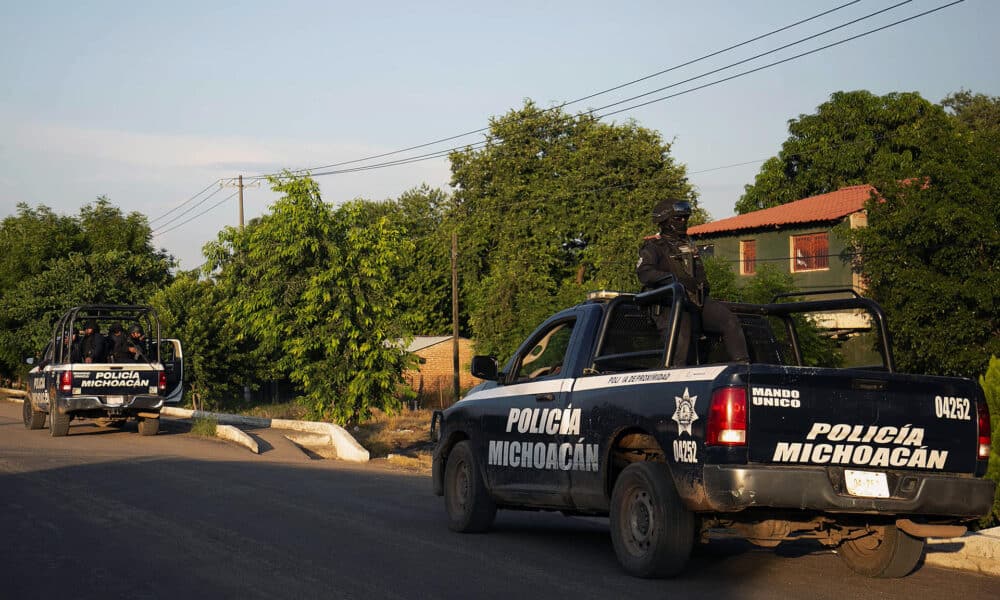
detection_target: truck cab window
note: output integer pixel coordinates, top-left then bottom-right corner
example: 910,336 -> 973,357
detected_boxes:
514,321 -> 575,382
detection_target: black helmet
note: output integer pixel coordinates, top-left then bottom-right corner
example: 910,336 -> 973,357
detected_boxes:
651,199 -> 692,224
129,324 -> 144,336
109,323 -> 124,335
84,319 -> 99,332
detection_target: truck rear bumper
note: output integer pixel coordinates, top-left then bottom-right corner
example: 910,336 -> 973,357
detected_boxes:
702,464 -> 995,519
61,395 -> 164,414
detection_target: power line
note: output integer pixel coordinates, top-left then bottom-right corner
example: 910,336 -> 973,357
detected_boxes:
264,0 -> 937,183
152,185 -> 226,232
596,1 -> 964,119
249,0 -> 867,179
581,0 -> 915,118
153,191 -> 239,237
148,179 -> 221,225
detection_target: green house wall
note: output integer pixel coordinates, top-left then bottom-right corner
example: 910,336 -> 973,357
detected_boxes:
694,220 -> 857,292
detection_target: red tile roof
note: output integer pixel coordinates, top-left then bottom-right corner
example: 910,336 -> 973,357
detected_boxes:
689,185 -> 875,237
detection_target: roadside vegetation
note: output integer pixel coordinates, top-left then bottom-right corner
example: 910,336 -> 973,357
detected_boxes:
190,416 -> 219,438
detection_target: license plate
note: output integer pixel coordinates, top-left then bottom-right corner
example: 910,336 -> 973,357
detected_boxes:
844,469 -> 890,498
105,396 -> 125,407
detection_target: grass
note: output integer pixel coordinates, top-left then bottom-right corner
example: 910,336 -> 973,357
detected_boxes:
241,400 -> 310,420
190,416 -> 218,437
351,408 -> 436,465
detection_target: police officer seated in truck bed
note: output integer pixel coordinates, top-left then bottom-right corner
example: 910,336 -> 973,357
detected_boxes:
636,199 -> 749,366
106,323 -> 127,362
80,320 -> 107,363
125,323 -> 149,363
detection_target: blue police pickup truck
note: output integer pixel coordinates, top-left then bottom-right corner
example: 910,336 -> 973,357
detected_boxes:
431,284 -> 994,579
23,305 -> 183,437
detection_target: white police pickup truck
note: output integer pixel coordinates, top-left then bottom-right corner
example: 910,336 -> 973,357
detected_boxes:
431,285 -> 994,579
23,305 -> 183,437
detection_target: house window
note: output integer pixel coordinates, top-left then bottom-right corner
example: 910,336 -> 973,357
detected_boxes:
739,240 -> 756,275
791,232 -> 830,272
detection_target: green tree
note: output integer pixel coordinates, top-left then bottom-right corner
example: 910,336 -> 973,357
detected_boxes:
704,260 -> 840,367
0,199 -> 174,378
449,100 -> 697,358
0,203 -> 82,291
351,185 -> 454,335
848,107 -> 999,377
942,90 -> 1000,132
736,90 -> 937,214
204,174 -> 411,423
150,271 -> 252,410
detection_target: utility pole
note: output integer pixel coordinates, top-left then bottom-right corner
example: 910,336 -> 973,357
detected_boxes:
222,176 -> 259,229
451,231 -> 460,403
238,174 -> 244,230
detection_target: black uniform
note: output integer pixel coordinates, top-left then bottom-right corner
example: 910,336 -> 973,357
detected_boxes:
126,325 -> 150,363
70,330 -> 82,363
80,329 -> 107,363
106,325 -> 128,362
637,203 -> 749,366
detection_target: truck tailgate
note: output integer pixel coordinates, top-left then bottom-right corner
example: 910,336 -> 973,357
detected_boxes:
746,366 -> 979,475
70,365 -> 161,397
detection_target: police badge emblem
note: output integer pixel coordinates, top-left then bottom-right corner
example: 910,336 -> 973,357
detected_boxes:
672,387 -> 698,436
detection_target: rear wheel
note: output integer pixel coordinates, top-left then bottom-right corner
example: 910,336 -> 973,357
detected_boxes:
837,524 -> 925,578
21,398 -> 45,429
137,416 -> 159,436
48,398 -> 70,437
22,397 -> 46,430
443,440 -> 496,532
610,461 -> 694,578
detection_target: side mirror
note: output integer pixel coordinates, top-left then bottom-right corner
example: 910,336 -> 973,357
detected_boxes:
24,357 -> 35,366
470,355 -> 499,381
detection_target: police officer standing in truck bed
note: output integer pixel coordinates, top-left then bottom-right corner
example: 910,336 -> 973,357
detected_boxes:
637,199 -> 749,365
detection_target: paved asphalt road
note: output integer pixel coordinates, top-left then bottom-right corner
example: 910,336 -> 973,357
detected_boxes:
1,401 -> 995,600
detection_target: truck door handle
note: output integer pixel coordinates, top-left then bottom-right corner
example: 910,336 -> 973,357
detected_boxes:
535,393 -> 555,402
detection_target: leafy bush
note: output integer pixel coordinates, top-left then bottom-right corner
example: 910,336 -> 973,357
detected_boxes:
979,356 -> 1000,528
190,416 -> 218,438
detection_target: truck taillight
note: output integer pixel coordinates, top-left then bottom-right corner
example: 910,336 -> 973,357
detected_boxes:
977,398 -> 992,460
158,371 -> 167,391
707,387 -> 747,446
59,370 -> 73,393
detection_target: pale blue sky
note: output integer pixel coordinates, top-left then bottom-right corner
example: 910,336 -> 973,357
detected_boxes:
2,0 -> 997,268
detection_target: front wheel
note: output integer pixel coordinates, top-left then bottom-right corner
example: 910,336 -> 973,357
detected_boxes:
22,397 -> 46,430
837,524 -> 925,578
443,440 -> 496,532
610,461 -> 694,578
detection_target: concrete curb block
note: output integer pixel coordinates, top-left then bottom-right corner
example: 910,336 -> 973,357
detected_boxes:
284,432 -> 339,460
159,406 -> 369,462
925,527 -> 1000,577
215,424 -> 260,454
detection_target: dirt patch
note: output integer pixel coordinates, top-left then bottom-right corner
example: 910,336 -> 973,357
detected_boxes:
350,408 -> 436,468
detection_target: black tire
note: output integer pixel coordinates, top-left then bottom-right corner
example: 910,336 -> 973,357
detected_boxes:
22,398 -> 46,430
610,461 -> 695,578
137,417 -> 159,436
48,398 -> 70,437
443,440 -> 496,532
837,524 -> 925,578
